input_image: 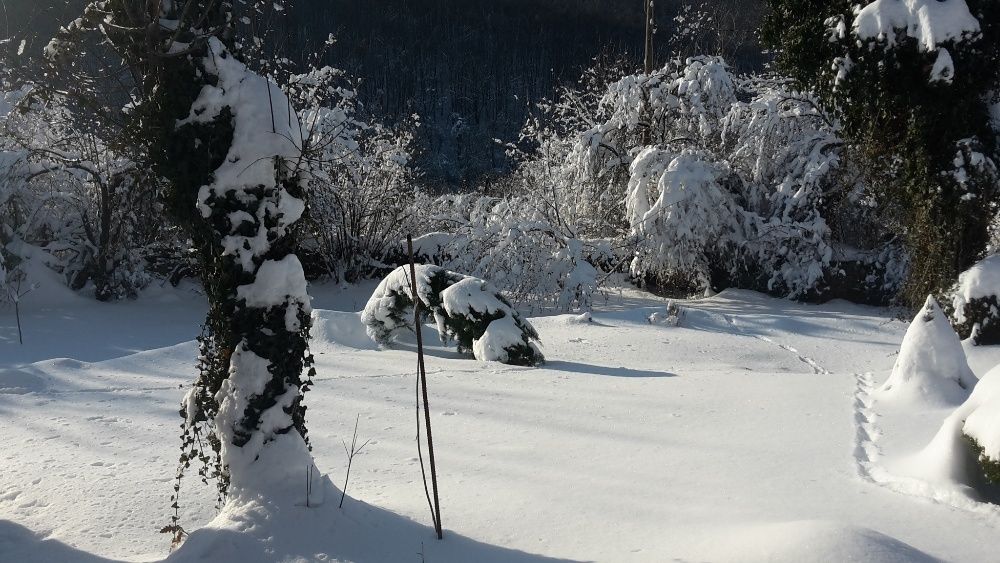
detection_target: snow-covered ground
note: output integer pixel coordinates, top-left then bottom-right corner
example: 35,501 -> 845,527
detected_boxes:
2,281 -> 1000,562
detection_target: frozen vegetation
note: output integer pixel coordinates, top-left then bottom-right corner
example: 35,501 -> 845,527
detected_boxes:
1,0 -> 999,561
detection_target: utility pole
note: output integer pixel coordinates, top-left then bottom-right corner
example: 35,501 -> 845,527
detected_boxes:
644,0 -> 654,75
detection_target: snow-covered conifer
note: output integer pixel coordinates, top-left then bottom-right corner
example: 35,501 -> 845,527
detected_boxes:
362,264 -> 544,365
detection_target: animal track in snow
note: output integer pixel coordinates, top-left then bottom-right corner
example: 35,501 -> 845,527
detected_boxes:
852,372 -> 882,481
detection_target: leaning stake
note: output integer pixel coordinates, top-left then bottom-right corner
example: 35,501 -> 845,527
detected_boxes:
408,235 -> 443,539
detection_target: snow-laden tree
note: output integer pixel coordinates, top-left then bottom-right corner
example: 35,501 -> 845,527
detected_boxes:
762,0 -> 1000,307
553,56 -> 868,298
1,86 -> 161,300
45,0 -> 324,539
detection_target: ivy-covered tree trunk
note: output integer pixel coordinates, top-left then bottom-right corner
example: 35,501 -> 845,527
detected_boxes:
152,39 -> 317,502
47,1 -> 320,506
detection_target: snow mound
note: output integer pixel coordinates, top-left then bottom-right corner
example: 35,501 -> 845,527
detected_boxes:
472,315 -> 541,363
876,296 -> 976,406
0,368 -> 47,394
892,364 -> 1000,502
704,520 -> 942,563
310,310 -> 377,350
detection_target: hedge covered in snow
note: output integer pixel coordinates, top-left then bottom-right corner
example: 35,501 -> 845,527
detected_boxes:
361,265 -> 544,365
950,254 -> 1000,345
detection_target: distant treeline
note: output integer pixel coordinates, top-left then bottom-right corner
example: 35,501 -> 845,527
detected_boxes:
7,0 -> 764,187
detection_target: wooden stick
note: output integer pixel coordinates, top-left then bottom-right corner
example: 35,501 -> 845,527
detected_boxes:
407,235 -> 443,539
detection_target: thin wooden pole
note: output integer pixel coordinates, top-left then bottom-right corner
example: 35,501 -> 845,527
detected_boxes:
407,235 -> 443,539
644,0 -> 654,75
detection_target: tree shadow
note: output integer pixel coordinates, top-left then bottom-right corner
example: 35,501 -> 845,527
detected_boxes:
545,360 -> 676,378
168,479 -> 584,563
0,520 -> 122,563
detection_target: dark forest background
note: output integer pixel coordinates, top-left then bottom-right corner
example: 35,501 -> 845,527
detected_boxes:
3,0 -> 763,187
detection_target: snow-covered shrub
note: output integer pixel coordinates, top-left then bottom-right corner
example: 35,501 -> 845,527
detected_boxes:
910,363 -> 1000,493
626,148 -> 743,288
412,193 -> 603,312
293,67 -> 420,282
559,56 -> 849,298
950,254 -> 1000,345
0,84 -> 163,300
876,296 -> 977,406
361,264 -> 544,365
762,0 -> 1000,307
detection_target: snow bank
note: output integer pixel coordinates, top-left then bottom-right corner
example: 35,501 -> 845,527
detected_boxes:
876,296 -> 976,406
853,0 -> 981,51
698,520 -> 941,563
895,364 -> 1000,499
310,309 -> 377,350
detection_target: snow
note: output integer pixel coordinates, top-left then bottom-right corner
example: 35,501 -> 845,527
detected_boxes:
5,283 -> 1000,561
440,277 -> 507,319
471,315 -> 531,363
853,0 -> 981,51
928,48 -> 954,83
236,255 -> 311,331
951,254 -> 1000,324
875,296 -> 976,406
179,37 -> 306,272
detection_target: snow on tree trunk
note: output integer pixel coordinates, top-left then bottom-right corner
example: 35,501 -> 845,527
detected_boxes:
876,296 -> 977,406
169,38 -> 319,504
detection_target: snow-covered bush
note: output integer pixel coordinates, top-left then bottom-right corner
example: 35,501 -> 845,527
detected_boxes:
412,193 -> 604,312
361,264 -> 544,365
762,0 -> 1000,307
910,363 -> 1000,493
292,67 -> 420,282
558,56 -> 851,298
876,296 -> 977,406
0,83 -> 165,300
949,254 -> 1000,345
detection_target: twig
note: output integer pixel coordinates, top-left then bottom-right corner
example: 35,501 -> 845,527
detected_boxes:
338,414 -> 371,508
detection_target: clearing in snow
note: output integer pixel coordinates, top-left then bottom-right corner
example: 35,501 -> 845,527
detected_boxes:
2,283 -> 1000,562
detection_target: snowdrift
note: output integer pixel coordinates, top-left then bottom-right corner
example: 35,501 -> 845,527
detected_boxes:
876,296 -> 976,406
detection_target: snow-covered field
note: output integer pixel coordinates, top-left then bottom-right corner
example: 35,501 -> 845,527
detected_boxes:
2,282 -> 1000,562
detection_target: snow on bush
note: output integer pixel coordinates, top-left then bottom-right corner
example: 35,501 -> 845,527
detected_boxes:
627,148 -> 742,288
361,264 -> 544,365
413,193 -> 603,312
876,296 -> 977,406
905,363 -> 1000,495
568,56 -> 843,296
852,0 -> 981,52
949,254 -> 1000,345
